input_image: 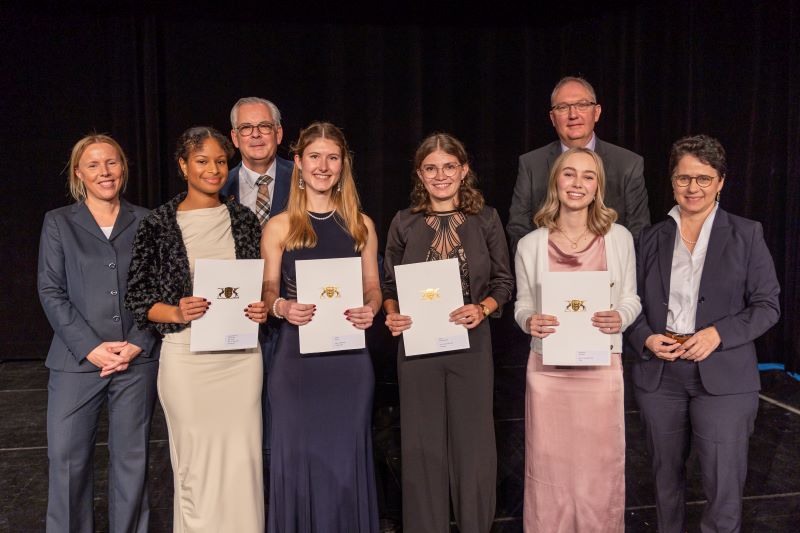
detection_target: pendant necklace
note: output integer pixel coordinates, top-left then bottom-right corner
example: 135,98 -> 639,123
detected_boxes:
557,226 -> 589,249
307,209 -> 336,221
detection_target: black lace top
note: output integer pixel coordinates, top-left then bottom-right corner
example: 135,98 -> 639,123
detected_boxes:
424,210 -> 471,302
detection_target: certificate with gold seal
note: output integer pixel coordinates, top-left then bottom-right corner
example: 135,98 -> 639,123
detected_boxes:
190,258 -> 264,352
541,270 -> 611,365
394,258 -> 470,356
295,257 -> 365,354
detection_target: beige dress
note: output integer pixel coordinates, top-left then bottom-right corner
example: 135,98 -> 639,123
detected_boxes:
159,205 -> 264,533
524,236 -> 625,532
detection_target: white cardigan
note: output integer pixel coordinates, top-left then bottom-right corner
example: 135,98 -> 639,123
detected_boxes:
514,223 -> 641,353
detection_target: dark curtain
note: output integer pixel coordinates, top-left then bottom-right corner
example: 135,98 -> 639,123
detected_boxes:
2,1 -> 798,371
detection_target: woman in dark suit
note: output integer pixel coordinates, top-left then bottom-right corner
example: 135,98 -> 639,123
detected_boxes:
627,134 -> 780,533
382,133 -> 513,533
37,134 -> 160,532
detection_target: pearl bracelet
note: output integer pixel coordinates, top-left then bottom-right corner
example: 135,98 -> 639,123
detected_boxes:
272,297 -> 286,319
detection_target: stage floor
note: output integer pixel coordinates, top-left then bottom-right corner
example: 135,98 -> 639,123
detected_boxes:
2,314 -> 799,531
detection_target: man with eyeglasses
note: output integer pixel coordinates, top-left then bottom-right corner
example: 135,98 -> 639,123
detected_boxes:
507,76 -> 650,252
223,96 -> 293,475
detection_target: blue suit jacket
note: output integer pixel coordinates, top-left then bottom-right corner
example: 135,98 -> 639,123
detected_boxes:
221,156 -> 293,216
626,208 -> 780,395
38,199 -> 160,372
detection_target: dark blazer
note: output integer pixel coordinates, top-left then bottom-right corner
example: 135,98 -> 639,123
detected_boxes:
38,200 -> 159,372
125,192 -> 261,336
382,206 -> 514,315
626,208 -> 780,395
221,156 -> 293,216
507,138 -> 650,251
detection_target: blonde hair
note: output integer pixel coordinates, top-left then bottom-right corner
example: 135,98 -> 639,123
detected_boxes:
533,147 -> 617,235
409,133 -> 485,215
67,134 -> 129,202
283,122 -> 368,251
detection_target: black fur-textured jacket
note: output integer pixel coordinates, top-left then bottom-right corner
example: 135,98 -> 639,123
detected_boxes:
125,192 -> 261,336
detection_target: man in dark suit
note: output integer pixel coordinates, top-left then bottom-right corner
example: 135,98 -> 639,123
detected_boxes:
223,97 -> 293,468
507,76 -> 650,252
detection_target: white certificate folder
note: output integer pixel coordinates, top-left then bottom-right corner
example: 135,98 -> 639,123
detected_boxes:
541,270 -> 611,366
394,258 -> 470,357
190,259 -> 264,352
295,257 -> 365,354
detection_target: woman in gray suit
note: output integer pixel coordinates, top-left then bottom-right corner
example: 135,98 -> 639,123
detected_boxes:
38,134 -> 160,533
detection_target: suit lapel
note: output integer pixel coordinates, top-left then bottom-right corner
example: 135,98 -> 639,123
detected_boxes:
108,200 -> 136,241
545,141 -> 561,171
657,220 -> 676,298
696,209 -> 730,323
71,202 -> 109,243
272,157 -> 293,215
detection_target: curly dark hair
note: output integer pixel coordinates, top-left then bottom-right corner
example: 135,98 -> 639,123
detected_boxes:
410,133 -> 485,215
669,134 -> 727,178
174,126 -> 235,177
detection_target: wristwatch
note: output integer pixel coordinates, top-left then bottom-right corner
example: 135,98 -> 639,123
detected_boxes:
479,303 -> 491,318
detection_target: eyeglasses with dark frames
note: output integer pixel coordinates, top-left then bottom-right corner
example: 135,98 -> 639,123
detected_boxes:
419,163 -> 462,179
237,122 -> 277,137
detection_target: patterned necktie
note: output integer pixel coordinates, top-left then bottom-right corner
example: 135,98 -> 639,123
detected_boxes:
255,174 -> 273,226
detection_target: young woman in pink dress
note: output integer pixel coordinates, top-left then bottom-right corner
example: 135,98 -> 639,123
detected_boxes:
514,147 -> 641,532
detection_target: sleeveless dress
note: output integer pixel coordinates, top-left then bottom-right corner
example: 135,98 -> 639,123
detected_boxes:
158,205 -> 264,533
524,236 -> 625,532
268,213 -> 379,533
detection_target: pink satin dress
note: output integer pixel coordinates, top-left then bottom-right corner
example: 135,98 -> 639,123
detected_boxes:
524,236 -> 625,532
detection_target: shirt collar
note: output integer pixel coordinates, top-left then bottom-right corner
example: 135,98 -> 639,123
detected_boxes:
240,159 -> 277,189
560,132 -> 597,153
668,202 -> 719,232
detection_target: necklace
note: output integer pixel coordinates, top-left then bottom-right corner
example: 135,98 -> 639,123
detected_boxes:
307,209 -> 336,221
679,226 -> 697,245
557,225 -> 589,249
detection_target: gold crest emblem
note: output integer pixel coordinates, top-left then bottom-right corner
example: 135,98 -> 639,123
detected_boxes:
320,285 -> 341,299
565,299 -> 587,312
218,287 -> 240,299
420,288 -> 440,301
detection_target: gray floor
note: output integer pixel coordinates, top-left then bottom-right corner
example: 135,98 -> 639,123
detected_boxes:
2,316 -> 800,531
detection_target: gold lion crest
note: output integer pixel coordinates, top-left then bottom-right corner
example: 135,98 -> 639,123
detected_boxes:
217,287 -> 239,299
320,285 -> 341,299
565,299 -> 587,312
420,288 -> 440,301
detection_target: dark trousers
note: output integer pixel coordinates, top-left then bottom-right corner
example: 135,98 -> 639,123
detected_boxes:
261,324 -> 279,462
398,330 -> 496,533
46,361 -> 158,533
635,359 -> 758,533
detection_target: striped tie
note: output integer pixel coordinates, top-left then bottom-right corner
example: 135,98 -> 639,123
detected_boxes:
255,174 -> 273,226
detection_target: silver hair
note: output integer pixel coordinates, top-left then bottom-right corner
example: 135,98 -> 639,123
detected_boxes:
550,76 -> 598,106
230,97 -> 282,129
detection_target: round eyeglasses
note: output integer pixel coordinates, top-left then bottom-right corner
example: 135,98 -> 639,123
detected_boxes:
237,122 -> 277,137
419,163 -> 462,180
672,175 -> 719,188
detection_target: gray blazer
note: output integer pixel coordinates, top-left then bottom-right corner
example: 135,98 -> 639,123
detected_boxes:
507,138 -> 651,252
38,199 -> 159,372
626,208 -> 780,395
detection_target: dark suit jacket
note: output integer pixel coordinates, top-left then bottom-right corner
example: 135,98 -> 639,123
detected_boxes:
38,200 -> 159,372
221,156 -> 293,216
626,208 -> 780,395
507,138 -> 650,252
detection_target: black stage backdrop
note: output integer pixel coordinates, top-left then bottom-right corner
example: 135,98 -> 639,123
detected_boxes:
1,1 -> 798,371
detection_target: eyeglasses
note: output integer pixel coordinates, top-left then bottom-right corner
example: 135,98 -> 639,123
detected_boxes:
550,101 -> 597,114
419,163 -> 462,179
236,122 -> 277,137
672,175 -> 719,188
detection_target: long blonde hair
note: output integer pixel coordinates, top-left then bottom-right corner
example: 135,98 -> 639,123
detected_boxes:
283,122 -> 368,251
533,147 -> 617,235
67,133 -> 129,202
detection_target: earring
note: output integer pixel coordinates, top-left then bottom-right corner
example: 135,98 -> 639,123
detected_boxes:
298,177 -> 305,190
716,191 -> 721,202
336,181 -> 342,193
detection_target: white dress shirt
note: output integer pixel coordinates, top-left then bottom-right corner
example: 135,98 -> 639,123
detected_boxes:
238,159 -> 277,215
666,203 -> 718,334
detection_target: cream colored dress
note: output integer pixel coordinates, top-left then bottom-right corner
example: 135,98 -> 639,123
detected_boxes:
159,205 -> 264,533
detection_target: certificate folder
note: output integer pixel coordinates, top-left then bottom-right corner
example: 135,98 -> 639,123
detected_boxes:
190,259 -> 264,352
541,270 -> 611,366
394,258 -> 470,357
295,257 -> 365,354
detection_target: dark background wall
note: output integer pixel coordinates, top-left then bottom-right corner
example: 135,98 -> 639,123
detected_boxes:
2,1 -> 798,370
